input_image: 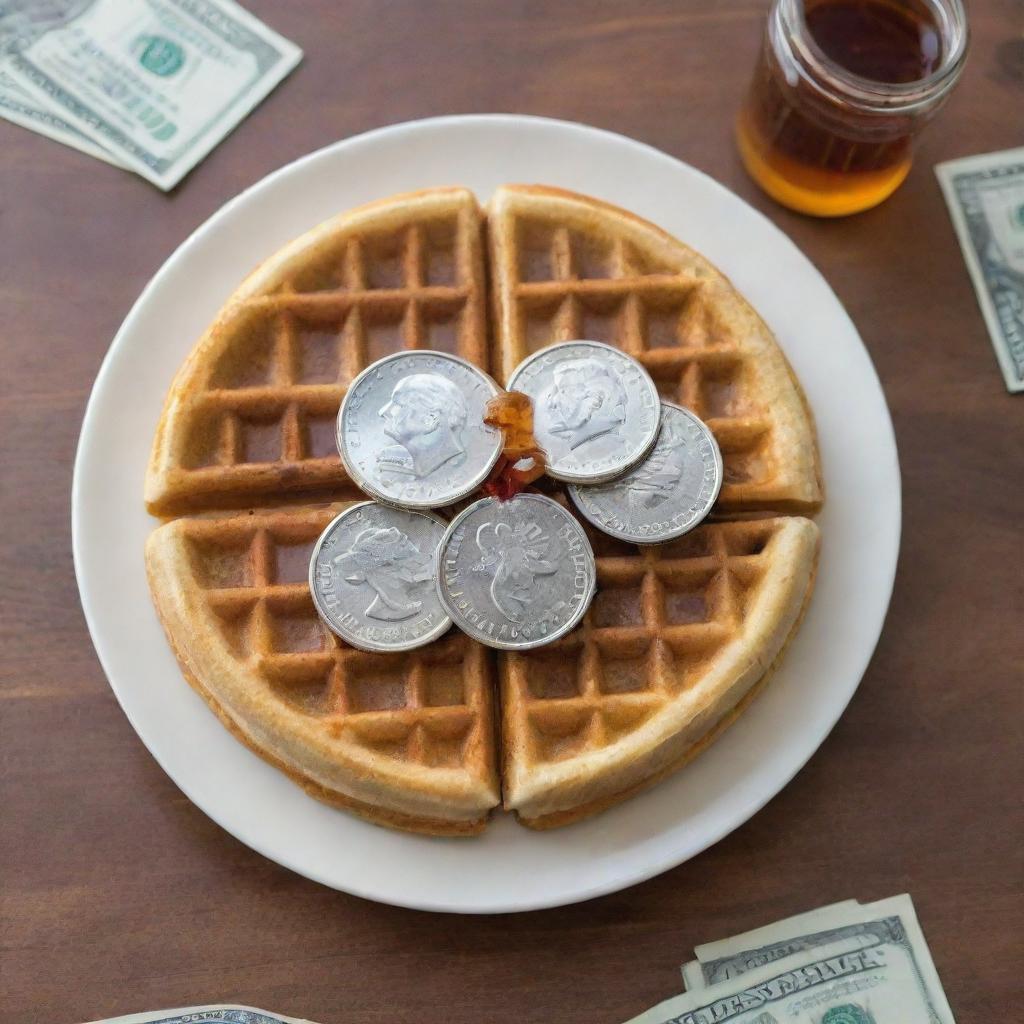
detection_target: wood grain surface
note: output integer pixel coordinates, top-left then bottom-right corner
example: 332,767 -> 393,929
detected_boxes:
2,2 -> 1021,1022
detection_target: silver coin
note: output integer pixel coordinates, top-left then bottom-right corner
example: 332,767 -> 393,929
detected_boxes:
309,501 -> 451,652
337,351 -> 502,509
505,340 -> 661,484
436,493 -> 596,651
568,402 -> 723,544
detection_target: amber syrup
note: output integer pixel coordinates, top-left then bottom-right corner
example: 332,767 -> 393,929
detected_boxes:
739,0 -> 944,215
482,391 -> 547,501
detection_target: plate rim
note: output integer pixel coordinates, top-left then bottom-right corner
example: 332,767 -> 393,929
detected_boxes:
72,113 -> 901,913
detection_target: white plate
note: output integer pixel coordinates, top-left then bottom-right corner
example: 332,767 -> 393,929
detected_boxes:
72,115 -> 900,913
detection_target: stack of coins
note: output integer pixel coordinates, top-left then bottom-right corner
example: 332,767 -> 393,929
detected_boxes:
311,342 -> 722,653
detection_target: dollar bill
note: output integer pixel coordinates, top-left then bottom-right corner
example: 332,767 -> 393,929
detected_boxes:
936,147 -> 1024,393
675,895 -> 955,1023
0,66 -> 124,165
82,1007 -> 316,1024
681,900 -> 862,990
0,0 -> 301,190
633,930 -> 953,1023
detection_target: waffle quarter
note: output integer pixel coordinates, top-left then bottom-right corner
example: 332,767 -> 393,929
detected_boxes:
437,493 -> 596,651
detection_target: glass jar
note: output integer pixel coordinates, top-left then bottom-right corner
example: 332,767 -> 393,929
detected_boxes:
737,0 -> 969,216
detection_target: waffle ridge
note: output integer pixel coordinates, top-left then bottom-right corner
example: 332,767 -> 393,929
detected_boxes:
507,518 -> 775,758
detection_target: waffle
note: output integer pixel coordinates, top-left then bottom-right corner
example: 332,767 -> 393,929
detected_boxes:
146,187 -> 488,515
487,185 -> 822,512
145,185 -> 822,835
145,502 -> 499,835
500,511 -> 818,827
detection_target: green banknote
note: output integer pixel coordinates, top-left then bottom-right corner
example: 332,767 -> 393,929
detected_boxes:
937,147 -> 1024,394
0,67 -> 125,165
674,895 -> 954,1024
0,0 -> 301,189
81,1008 -> 316,1024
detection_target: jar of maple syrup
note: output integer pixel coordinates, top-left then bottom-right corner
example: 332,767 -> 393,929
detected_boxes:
737,0 -> 968,216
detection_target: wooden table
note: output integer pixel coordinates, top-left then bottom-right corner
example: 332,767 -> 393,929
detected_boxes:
2,2 -> 1021,1021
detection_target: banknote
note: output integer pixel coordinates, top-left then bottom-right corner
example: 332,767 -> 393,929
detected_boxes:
680,900 -> 862,991
0,0 -> 301,190
0,66 -> 124,165
82,1007 -> 316,1024
676,895 -> 955,1023
936,147 -> 1024,393
632,929 -> 953,1024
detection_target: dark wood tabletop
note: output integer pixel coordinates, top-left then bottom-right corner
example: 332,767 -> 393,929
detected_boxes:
2,2 -> 1021,1022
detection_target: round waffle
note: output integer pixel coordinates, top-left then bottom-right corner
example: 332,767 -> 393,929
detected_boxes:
145,185 -> 821,835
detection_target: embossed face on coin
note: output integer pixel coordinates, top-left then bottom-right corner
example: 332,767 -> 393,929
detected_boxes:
377,373 -> 469,478
309,501 -> 451,652
507,341 -> 661,483
338,351 -> 502,508
436,493 -> 596,650
547,356 -> 628,447
568,402 -> 723,543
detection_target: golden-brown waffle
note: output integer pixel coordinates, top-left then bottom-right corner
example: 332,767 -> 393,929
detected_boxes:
500,511 -> 818,827
146,187 -> 488,515
487,185 -> 822,512
145,502 -> 498,835
145,185 -> 821,835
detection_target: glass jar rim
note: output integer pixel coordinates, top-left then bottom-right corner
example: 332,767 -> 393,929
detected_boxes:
774,0 -> 969,114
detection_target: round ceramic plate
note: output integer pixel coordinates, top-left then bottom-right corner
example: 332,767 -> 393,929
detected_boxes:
72,115 -> 900,913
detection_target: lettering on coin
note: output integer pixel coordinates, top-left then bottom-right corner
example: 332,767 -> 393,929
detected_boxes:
507,340 -> 661,483
436,493 -> 596,650
338,351 -> 502,508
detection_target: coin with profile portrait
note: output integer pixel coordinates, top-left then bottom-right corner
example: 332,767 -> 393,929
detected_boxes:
568,402 -> 723,543
309,501 -> 451,652
337,351 -> 503,509
506,340 -> 661,484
